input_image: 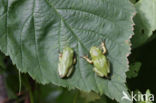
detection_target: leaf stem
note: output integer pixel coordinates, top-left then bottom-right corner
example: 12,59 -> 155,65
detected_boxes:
18,70 -> 21,95
73,91 -> 79,103
24,77 -> 34,103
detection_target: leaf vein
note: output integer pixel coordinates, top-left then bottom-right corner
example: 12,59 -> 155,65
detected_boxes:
32,0 -> 43,81
19,15 -> 32,70
56,8 -> 115,24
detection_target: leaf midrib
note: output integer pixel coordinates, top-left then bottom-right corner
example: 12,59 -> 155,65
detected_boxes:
45,0 -> 97,90
45,0 -> 127,90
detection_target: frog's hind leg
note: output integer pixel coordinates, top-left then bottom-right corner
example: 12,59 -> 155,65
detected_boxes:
101,42 -> 107,54
93,67 -> 104,77
66,66 -> 74,77
73,58 -> 76,64
107,60 -> 110,74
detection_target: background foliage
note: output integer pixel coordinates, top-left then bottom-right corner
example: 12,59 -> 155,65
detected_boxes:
0,0 -> 156,103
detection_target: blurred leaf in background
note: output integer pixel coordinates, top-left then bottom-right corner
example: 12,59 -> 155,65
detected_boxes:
0,52 -> 6,72
128,38 -> 156,100
126,62 -> 142,79
32,84 -> 117,103
80,91 -> 101,102
132,0 -> 156,48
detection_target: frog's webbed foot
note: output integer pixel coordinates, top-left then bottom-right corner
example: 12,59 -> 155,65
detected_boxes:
93,67 -> 104,77
66,67 -> 73,77
101,42 -> 107,55
93,67 -> 110,79
82,56 -> 93,64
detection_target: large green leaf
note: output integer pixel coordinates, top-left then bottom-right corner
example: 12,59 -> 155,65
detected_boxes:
0,0 -> 135,102
132,0 -> 156,48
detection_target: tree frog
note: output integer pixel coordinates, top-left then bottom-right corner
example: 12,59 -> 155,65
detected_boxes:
83,42 -> 110,77
58,47 -> 76,78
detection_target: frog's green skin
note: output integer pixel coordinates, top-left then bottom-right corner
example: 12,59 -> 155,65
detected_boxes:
89,46 -> 110,77
58,47 -> 76,78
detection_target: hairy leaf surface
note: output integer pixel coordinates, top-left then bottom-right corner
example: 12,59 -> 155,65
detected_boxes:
0,0 -> 135,102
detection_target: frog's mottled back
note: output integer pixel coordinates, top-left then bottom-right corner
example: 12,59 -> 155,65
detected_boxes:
62,47 -> 74,65
89,45 -> 110,77
58,47 -> 74,78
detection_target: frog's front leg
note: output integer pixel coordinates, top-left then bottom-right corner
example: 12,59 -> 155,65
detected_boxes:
82,56 -> 93,64
101,42 -> 107,54
59,53 -> 62,61
66,66 -> 73,77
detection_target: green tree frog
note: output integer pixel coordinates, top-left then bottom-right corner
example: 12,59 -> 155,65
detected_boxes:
58,47 -> 76,78
83,42 -> 110,77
